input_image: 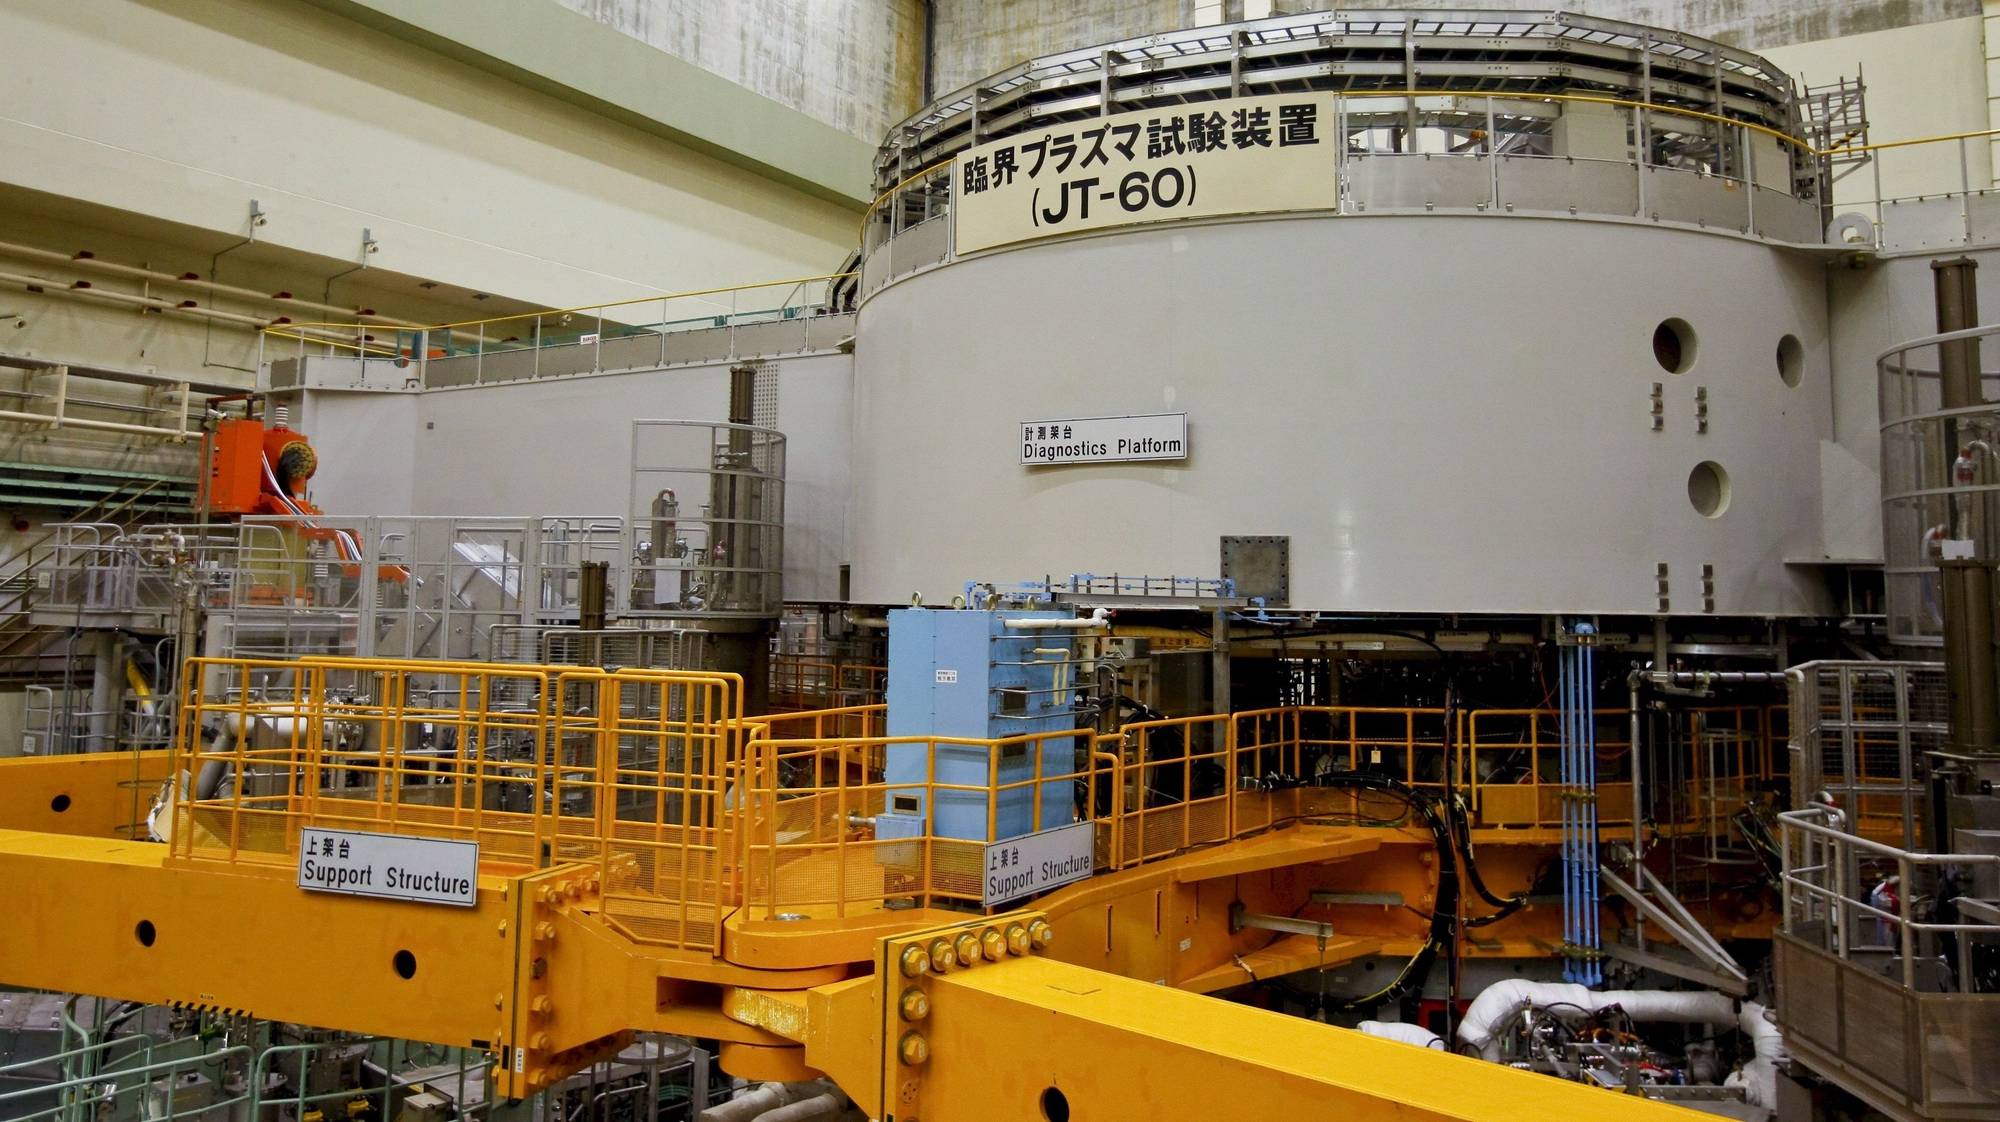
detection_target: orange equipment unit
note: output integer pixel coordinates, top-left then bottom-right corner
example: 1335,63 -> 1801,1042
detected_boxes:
201,418 -> 320,516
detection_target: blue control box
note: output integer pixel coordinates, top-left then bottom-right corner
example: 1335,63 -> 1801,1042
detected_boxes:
884,608 -> 1079,842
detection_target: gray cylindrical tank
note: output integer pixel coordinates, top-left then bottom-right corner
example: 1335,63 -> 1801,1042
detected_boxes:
851,213 -> 1830,614
848,11 -> 1833,617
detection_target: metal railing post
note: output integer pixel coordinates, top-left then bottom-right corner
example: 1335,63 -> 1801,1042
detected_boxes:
1961,135 -> 1974,244
1744,124 -> 1756,235
1486,96 -> 1499,209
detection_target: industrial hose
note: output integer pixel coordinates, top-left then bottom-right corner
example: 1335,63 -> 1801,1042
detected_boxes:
1306,771 -> 1458,1012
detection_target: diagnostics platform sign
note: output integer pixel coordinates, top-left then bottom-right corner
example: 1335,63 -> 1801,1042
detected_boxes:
297,827 -> 479,907
1022,413 -> 1187,466
952,93 -> 1340,254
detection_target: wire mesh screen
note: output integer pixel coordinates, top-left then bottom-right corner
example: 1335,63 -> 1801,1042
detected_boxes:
1788,660 -> 1945,848
1878,331 -> 2000,649
629,420 -> 784,620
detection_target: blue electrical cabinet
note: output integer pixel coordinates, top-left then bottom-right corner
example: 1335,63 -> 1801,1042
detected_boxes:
883,608 -> 1079,842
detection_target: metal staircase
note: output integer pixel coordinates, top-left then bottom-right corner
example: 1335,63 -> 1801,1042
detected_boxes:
0,476 -> 187,684
1801,72 -> 1872,185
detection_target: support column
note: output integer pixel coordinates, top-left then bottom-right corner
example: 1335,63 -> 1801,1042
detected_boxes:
1210,608 -> 1231,716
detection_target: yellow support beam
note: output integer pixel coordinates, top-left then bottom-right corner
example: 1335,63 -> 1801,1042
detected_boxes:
0,750 -> 170,839
780,912 -> 1711,1122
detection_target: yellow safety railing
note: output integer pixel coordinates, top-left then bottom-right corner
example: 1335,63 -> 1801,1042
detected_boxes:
730,728 -> 1108,919
766,654 -> 887,714
168,655 -> 1792,940
1115,715 -> 1233,866
169,655 -> 744,952
1461,708 -> 1635,829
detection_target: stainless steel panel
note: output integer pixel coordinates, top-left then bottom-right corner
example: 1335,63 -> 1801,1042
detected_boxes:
1349,153 -> 1489,211
1879,197 -> 1972,253
1496,156 -> 1638,216
1643,167 -> 1752,233
731,320 -> 809,359
805,312 -> 858,350
663,328 -> 735,366
599,333 -> 666,372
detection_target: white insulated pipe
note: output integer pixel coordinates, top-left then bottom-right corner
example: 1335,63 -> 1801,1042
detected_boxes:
194,713 -> 313,800
1726,1002 -> 1787,1109
1455,980 -> 1735,1059
698,1081 -> 837,1122
757,1093 -> 844,1122
1356,1021 -> 1445,1049
1003,608 -> 1112,630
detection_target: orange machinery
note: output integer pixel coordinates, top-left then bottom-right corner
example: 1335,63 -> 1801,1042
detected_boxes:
199,416 -> 322,517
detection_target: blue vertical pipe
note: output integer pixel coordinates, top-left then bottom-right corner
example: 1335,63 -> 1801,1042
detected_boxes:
1559,625 -> 1577,982
1578,622 -> 1602,985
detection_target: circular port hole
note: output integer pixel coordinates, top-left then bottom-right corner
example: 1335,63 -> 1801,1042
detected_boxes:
1777,334 -> 1803,387
49,794 -> 70,813
1040,1087 -> 1071,1122
1653,318 -> 1696,373
393,950 -> 418,980
135,920 -> 156,947
1688,461 -> 1732,518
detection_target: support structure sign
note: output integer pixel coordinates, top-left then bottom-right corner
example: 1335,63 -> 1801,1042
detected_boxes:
984,820 -> 1095,906
953,93 -> 1340,254
1022,413 -> 1187,466
298,827 -> 479,907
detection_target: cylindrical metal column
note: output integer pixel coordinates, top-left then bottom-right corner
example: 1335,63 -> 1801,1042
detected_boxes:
1933,258 -> 1998,754
1941,559 -> 2000,753
579,560 -> 609,633
1934,257 -> 1982,413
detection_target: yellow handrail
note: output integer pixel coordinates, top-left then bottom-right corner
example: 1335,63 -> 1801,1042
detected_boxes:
262,270 -> 857,355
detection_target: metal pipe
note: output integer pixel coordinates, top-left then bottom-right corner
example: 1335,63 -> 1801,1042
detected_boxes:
0,239 -> 425,327
0,406 -> 193,439
1001,617 -> 1110,630
0,268 -> 272,327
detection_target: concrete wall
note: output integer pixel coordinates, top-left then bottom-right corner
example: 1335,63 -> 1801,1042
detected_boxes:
1763,17 -> 1992,205
555,0 -> 926,143
929,1 -> 1980,121
0,0 -> 862,382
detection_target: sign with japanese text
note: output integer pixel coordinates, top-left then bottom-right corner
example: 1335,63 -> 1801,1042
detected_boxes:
983,820 -> 1096,906
953,93 -> 1339,254
297,827 -> 479,907
1022,413 -> 1187,466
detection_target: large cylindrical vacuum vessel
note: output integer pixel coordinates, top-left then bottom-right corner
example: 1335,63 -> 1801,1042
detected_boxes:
847,11 -> 1833,618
